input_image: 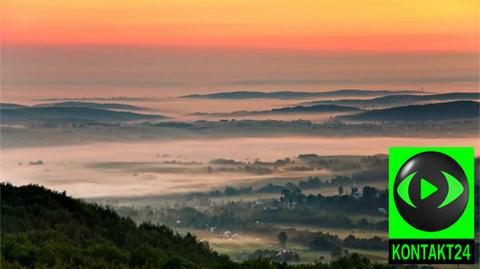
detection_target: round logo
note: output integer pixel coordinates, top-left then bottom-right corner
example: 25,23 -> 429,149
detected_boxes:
394,151 -> 468,231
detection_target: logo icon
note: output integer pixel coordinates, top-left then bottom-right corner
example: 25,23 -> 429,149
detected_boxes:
394,151 -> 468,231
389,147 -> 474,264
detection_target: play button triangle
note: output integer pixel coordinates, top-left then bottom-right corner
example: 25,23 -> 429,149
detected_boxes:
420,178 -> 438,200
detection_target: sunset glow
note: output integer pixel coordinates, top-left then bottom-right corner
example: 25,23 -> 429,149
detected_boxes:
2,0 -> 478,53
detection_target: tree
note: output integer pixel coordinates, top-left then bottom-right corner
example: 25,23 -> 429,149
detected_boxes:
338,186 -> 344,195
277,232 -> 288,248
358,218 -> 369,228
330,246 -> 345,260
362,186 -> 377,200
309,234 -> 338,251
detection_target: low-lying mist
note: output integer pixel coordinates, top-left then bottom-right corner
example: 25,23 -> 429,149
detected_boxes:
1,136 -> 478,198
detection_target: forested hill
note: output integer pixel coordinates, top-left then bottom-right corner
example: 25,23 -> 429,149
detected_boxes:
339,101 -> 480,122
0,183 -> 233,269
0,183 -> 411,269
0,106 -> 164,124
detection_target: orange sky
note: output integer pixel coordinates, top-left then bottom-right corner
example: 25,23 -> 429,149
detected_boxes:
1,0 -> 478,53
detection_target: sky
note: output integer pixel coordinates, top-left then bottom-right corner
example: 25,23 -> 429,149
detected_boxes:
1,0 -> 478,100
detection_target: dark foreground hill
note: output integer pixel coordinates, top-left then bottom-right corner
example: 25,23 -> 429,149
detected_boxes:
339,101 -> 480,122
0,184 -> 417,269
0,183 -> 233,269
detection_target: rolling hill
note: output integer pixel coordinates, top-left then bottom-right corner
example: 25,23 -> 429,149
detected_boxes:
338,101 -> 480,122
301,92 -> 479,108
181,89 -> 421,99
34,101 -> 145,111
191,104 -> 362,117
0,106 -> 165,124
0,103 -> 29,109
0,183 -> 233,269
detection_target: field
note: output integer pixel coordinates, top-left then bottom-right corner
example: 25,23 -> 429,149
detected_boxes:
175,228 -> 385,264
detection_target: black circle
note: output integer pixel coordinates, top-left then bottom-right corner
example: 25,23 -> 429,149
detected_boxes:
394,151 -> 468,231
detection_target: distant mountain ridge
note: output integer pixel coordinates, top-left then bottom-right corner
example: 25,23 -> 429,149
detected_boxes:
0,106 -> 165,124
191,104 -> 362,117
34,101 -> 145,111
0,103 -> 28,109
36,96 -> 158,102
338,101 -> 480,122
302,92 -> 479,107
181,89 -> 422,99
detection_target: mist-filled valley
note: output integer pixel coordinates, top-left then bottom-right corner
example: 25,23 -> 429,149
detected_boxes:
1,89 -> 479,267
